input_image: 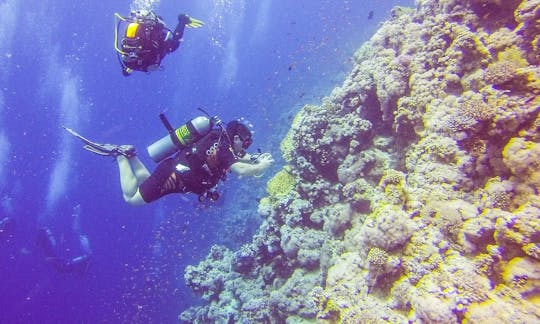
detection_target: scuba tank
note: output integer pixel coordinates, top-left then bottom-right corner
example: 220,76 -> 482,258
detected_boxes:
147,114 -> 213,162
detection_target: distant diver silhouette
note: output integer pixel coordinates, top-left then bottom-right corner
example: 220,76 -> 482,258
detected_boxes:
37,205 -> 92,275
0,216 -> 15,240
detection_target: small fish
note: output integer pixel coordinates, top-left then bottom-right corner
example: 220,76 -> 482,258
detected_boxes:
368,10 -> 374,20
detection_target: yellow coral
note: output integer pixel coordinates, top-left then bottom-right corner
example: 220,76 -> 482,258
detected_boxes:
266,167 -> 296,196
497,46 -> 528,67
522,66 -> 540,93
258,196 -> 271,210
502,257 -> 540,297
380,169 -> 405,187
484,46 -> 540,93
502,138 -> 540,189
280,130 -> 294,162
280,110 -> 304,162
323,299 -> 341,322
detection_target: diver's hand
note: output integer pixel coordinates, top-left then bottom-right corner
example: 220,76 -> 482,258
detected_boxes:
256,153 -> 274,170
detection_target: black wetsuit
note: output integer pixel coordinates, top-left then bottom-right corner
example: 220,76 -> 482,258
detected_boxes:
139,129 -> 237,203
121,14 -> 187,72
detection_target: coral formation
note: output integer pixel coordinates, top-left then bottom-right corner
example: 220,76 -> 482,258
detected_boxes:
266,167 -> 296,197
179,0 -> 540,322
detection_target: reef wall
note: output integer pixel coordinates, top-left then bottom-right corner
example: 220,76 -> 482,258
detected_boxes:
180,0 -> 540,322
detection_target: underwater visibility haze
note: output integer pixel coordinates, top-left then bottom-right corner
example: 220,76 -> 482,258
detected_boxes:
1,0 -> 539,323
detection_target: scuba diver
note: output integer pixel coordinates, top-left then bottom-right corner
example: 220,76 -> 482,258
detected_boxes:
0,216 -> 14,237
64,114 -> 274,205
0,216 -> 15,244
37,227 -> 91,274
36,205 -> 92,275
114,10 -> 204,76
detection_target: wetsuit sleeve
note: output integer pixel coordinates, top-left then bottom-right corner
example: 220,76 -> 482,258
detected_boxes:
220,147 -> 237,169
164,17 -> 188,53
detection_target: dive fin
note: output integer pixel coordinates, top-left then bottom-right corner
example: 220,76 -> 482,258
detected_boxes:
63,126 -> 113,155
63,126 -> 96,145
83,144 -> 113,156
62,126 -> 137,158
187,17 -> 204,28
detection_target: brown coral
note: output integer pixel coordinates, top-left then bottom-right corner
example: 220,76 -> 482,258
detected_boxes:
490,191 -> 512,210
460,97 -> 496,121
379,169 -> 405,188
463,138 -> 487,157
484,60 -> 522,87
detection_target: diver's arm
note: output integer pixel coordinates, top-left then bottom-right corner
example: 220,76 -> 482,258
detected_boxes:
230,153 -> 274,177
164,14 -> 189,53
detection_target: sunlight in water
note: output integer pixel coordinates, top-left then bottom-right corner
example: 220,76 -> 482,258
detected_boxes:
208,0 -> 247,90
0,0 -> 17,189
0,132 -> 10,187
207,0 -> 245,49
45,74 -> 80,212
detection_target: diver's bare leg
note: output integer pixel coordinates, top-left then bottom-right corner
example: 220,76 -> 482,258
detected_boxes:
116,156 -> 138,199
129,157 -> 151,185
116,156 -> 146,205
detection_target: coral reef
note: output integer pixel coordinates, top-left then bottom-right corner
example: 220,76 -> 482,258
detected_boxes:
266,167 -> 297,197
180,0 -> 540,322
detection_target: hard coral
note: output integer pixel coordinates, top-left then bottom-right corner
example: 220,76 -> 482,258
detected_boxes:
465,284 -> 540,323
514,0 -> 540,63
184,245 -> 234,301
502,137 -> 540,189
459,97 -> 496,122
358,204 -> 415,252
495,201 -> 540,260
484,46 -> 530,90
266,168 -> 296,197
484,60 -> 522,87
502,256 -> 540,296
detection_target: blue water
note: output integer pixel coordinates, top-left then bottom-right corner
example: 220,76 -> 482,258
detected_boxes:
0,0 -> 413,322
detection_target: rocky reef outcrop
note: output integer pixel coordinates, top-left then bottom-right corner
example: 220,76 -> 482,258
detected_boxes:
180,0 -> 540,322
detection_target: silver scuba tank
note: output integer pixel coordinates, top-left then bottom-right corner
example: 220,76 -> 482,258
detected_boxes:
147,116 -> 212,162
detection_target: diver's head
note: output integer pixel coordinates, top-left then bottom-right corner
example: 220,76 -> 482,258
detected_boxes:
226,120 -> 253,156
131,9 -> 150,18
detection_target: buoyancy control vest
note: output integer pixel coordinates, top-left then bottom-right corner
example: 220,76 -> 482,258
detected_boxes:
120,11 -> 168,71
174,129 -> 237,197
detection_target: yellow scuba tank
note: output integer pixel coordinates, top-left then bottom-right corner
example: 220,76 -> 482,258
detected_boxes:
125,23 -> 140,38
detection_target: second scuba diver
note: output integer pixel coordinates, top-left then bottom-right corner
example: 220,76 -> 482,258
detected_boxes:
64,115 -> 274,205
115,10 -> 204,76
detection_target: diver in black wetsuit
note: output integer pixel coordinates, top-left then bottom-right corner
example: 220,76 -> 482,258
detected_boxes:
0,216 -> 14,238
115,10 -> 204,76
65,118 -> 274,205
37,227 -> 91,275
37,205 -> 92,275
